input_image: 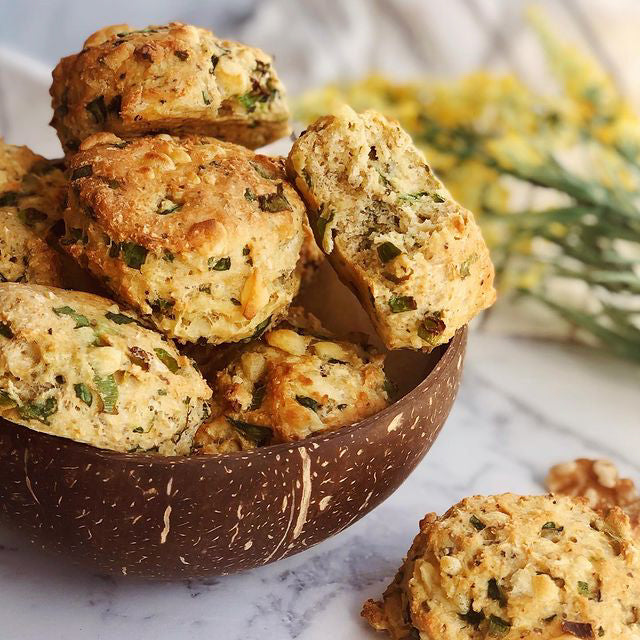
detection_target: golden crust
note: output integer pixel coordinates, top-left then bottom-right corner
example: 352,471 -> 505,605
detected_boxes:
194,308 -> 389,454
363,494 -> 640,640
0,140 -> 67,286
63,134 -> 306,344
287,107 -> 496,351
50,22 -> 290,153
0,283 -> 211,454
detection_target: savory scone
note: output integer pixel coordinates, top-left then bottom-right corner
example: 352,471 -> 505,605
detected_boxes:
50,22 -> 290,153
363,494 -> 640,640
0,140 -> 67,286
0,283 -> 211,454
193,308 -> 389,454
62,133 -> 306,345
287,106 -> 496,351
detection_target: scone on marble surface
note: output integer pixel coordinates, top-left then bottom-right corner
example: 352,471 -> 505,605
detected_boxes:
50,22 -> 291,154
0,283 -> 211,454
0,139 -> 66,286
287,106 -> 495,351
363,493 -> 640,639
63,133 -> 305,345
193,308 -> 389,454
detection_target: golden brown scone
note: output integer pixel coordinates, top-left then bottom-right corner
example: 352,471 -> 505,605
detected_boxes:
50,22 -> 290,153
287,106 -> 496,351
193,308 -> 389,454
363,494 -> 640,640
0,283 -> 211,454
0,140 -> 67,286
62,133 -> 305,345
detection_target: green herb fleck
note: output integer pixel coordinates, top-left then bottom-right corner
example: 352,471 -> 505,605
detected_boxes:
250,383 -> 266,411
157,199 -> 181,215
250,316 -> 271,340
541,521 -> 564,532
132,426 -> 144,433
94,374 -> 118,414
258,183 -> 291,212
154,348 -> 179,373
157,389 -> 168,396
86,96 -> 107,124
383,378 -> 397,398
227,416 -> 272,446
577,581 -> 589,596
105,311 -> 137,325
74,383 -> 93,406
18,396 -> 58,424
0,390 -> 16,406
0,322 -> 13,339
121,243 -> 148,270
470,515 -> 486,531
377,242 -> 402,263
389,296 -> 417,313
488,615 -> 511,636
418,314 -> 446,343
209,256 -> 231,271
251,161 -> 277,180
244,188 -> 256,201
71,165 -> 93,180
316,211 -> 335,244
0,191 -> 19,206
18,208 -> 47,227
163,251 -> 175,262
488,578 -> 506,606
53,306 -> 90,328
296,395 -> 319,412
202,91 -> 212,105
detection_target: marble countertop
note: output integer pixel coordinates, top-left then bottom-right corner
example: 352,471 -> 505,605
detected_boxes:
1,332 -> 638,640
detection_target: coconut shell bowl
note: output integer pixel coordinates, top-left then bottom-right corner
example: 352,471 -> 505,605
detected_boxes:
0,267 -> 467,580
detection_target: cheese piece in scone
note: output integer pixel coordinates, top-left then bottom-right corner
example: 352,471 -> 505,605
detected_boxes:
287,107 -> 496,351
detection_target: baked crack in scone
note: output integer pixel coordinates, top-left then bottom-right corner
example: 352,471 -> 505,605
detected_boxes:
50,22 -> 290,153
0,284 -> 211,454
193,308 -> 389,454
362,494 -> 640,639
287,106 -> 496,351
63,133 -> 306,345
0,140 -> 66,286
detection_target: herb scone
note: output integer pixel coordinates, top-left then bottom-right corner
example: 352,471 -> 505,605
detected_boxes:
287,107 -> 496,351
194,308 -> 389,454
0,284 -> 211,454
50,22 -> 290,154
362,493 -> 640,640
62,133 -> 306,345
0,140 -> 66,286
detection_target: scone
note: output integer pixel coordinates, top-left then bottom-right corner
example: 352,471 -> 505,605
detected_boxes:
62,133 -> 306,345
0,140 -> 66,286
362,494 -> 640,640
193,308 -> 389,454
287,106 -> 496,351
50,22 -> 290,153
0,283 -> 211,454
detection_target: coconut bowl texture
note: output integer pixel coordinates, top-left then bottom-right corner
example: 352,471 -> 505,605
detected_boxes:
0,265 -> 467,579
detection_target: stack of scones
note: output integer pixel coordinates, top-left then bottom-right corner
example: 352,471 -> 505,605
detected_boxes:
0,22 -> 494,455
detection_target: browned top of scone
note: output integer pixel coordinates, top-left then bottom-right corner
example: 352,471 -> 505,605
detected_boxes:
50,22 -> 290,152
66,133 -> 303,253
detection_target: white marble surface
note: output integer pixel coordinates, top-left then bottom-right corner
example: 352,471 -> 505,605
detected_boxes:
0,332 -> 638,640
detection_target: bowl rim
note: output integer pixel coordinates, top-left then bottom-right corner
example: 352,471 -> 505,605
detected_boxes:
7,327 -> 466,465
